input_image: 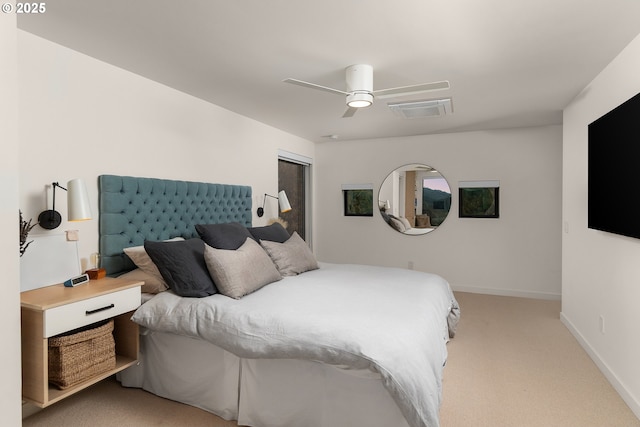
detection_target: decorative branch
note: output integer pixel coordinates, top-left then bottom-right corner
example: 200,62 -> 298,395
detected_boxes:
267,217 -> 289,230
20,210 -> 37,257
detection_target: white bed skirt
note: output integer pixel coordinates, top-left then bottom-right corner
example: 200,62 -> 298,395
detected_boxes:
118,329 -> 240,420
238,358 -> 409,427
118,329 -> 410,427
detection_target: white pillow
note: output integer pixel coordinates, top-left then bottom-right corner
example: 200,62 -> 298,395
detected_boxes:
204,238 -> 282,299
260,232 -> 319,276
123,237 -> 184,291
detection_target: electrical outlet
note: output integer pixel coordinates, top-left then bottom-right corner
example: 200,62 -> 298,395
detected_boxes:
408,261 -> 414,270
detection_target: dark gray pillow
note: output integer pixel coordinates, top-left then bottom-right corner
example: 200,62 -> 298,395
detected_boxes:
195,222 -> 253,250
144,238 -> 217,298
248,222 -> 290,243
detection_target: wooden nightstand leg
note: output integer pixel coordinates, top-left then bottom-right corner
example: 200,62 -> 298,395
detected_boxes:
113,311 -> 139,360
21,308 -> 47,406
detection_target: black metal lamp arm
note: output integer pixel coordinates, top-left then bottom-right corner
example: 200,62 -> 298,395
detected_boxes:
256,193 -> 278,217
38,182 -> 68,230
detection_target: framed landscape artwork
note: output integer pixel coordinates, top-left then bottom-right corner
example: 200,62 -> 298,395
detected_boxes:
458,181 -> 500,218
343,188 -> 374,217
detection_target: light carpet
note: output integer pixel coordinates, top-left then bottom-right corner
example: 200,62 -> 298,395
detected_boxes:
23,292 -> 640,427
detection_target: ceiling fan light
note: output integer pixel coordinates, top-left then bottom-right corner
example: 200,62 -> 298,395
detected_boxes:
346,92 -> 373,108
348,100 -> 372,108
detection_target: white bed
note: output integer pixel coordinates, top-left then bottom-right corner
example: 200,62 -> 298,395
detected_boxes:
119,330 -> 412,426
100,175 -> 459,427
120,262 -> 459,427
403,226 -> 435,235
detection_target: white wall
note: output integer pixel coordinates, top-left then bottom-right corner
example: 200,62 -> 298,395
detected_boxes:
16,14 -> 638,422
0,11 -> 24,425
315,126 -> 562,299
562,33 -> 640,418
18,31 -> 315,268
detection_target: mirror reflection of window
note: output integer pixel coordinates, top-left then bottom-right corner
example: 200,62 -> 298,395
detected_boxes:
422,176 -> 452,227
379,164 -> 452,235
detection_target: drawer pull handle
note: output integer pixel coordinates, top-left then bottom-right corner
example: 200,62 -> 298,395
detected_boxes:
86,304 -> 115,315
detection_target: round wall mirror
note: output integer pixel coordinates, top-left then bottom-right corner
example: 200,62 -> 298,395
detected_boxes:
378,164 -> 452,235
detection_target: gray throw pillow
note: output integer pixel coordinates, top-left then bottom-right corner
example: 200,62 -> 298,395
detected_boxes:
204,238 -> 282,299
260,232 -> 319,276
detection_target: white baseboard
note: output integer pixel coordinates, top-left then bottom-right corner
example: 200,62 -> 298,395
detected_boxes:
560,312 -> 640,420
451,284 -> 561,301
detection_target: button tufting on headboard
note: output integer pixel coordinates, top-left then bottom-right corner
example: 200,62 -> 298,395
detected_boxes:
99,175 -> 252,276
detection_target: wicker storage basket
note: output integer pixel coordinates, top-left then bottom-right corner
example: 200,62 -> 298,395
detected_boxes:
48,319 -> 116,389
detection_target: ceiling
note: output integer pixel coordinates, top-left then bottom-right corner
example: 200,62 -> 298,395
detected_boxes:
17,0 -> 640,143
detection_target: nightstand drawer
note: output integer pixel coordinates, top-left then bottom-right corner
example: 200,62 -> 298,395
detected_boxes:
44,286 -> 140,338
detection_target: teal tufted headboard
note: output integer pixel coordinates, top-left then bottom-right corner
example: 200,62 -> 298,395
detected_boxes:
99,175 -> 252,276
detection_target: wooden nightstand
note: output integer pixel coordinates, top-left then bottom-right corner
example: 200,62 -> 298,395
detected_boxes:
21,277 -> 142,407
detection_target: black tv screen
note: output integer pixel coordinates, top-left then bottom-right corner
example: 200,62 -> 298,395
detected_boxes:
588,91 -> 640,239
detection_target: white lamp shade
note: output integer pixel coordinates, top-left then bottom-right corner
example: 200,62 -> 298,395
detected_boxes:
67,178 -> 92,221
278,190 -> 292,213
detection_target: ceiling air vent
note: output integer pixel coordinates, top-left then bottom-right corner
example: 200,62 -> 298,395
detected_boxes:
387,98 -> 453,119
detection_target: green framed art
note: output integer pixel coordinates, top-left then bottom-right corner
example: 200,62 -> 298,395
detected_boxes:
343,189 -> 374,217
458,182 -> 499,218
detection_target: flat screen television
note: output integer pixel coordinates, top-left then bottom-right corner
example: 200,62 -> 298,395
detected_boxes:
588,91 -> 640,239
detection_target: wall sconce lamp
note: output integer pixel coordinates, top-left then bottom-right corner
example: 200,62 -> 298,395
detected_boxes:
257,190 -> 292,217
38,178 -> 92,230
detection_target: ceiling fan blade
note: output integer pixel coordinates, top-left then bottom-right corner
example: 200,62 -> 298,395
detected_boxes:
373,80 -> 450,99
283,78 -> 348,96
342,107 -> 358,118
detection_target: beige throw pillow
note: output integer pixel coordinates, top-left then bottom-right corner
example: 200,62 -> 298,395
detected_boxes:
399,216 -> 412,230
118,268 -> 166,294
203,238 -> 282,299
260,232 -> 319,276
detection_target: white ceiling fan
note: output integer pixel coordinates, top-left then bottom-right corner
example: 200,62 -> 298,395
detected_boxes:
283,64 -> 450,118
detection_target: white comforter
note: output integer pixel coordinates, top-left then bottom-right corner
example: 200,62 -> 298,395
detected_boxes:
132,262 -> 460,427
